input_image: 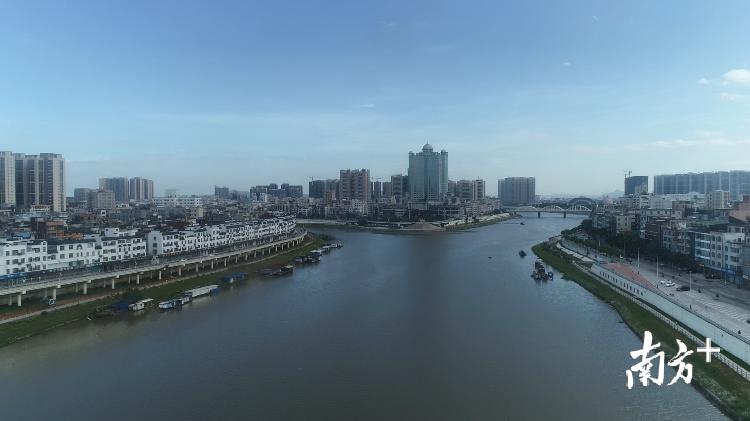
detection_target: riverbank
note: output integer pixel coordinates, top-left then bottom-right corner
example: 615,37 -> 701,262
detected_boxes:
444,213 -> 516,231
299,213 -> 514,233
532,242 -> 750,420
0,235 -> 324,349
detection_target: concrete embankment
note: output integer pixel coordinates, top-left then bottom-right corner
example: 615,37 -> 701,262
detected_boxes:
533,241 -> 750,420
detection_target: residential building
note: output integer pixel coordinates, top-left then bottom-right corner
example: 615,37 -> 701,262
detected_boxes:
340,169 -> 370,202
474,179 -> 486,200
382,181 -> 392,198
152,195 -> 205,208
87,189 -> 115,210
309,180 -> 326,199
31,218 -> 66,240
391,174 -> 408,203
372,181 -> 382,199
498,177 -> 536,205
693,230 -> 746,281
0,151 -> 15,207
130,177 -> 155,201
408,144 -> 448,203
705,190 -> 730,210
99,177 -> 129,202
14,153 -> 66,212
0,217 -> 296,277
73,188 -> 92,206
654,171 -> 750,200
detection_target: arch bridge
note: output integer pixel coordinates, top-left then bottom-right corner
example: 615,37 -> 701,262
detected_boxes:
506,205 -> 592,218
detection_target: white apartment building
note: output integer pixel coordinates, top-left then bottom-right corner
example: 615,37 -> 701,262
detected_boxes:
0,239 -> 101,275
1,217 -> 296,277
147,217 -> 296,256
693,231 -> 746,278
152,195 -> 205,208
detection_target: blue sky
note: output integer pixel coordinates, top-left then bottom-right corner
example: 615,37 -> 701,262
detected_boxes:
1,0 -> 749,196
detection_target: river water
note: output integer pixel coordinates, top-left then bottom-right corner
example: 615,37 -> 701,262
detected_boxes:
0,216 -> 726,420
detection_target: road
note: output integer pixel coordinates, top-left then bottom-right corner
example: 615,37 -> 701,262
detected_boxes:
561,239 -> 750,339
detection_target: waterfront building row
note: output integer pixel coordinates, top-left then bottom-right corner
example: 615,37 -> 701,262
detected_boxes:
0,217 -> 296,277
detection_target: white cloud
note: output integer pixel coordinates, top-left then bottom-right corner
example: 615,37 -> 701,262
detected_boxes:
697,77 -> 710,85
723,68 -> 750,85
562,61 -> 572,67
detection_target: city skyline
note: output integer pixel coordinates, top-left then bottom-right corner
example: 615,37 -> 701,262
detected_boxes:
3,1 -> 750,196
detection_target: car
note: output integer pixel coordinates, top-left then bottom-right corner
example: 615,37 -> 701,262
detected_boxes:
676,286 -> 690,291
665,282 -> 675,287
659,280 -> 667,285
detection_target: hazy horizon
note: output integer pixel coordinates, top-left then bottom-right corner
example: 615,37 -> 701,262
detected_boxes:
2,1 -> 749,196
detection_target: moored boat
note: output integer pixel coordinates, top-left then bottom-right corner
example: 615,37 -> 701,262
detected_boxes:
128,298 -> 154,311
158,299 -> 177,310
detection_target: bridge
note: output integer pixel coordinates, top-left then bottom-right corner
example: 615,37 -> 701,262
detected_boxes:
506,205 -> 593,218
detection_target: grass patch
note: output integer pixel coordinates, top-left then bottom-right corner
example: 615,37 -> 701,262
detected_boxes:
445,215 -> 514,231
0,236 -> 323,348
533,242 -> 750,420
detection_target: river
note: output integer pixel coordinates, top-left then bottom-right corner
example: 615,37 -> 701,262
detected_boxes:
0,216 -> 726,420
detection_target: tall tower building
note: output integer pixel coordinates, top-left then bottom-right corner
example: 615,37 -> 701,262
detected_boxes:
407,143 -> 448,203
0,151 -> 15,206
14,153 -> 66,212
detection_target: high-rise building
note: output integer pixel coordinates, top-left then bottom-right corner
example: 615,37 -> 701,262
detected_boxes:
391,174 -> 408,203
457,180 -> 476,201
339,169 -> 370,202
408,144 -> 448,203
498,177 -> 536,205
99,177 -> 129,202
654,171 -> 750,200
14,153 -> 66,212
447,180 -> 457,198
309,180 -> 326,199
474,179 -> 486,200
624,176 -> 648,195
382,181 -> 392,198
130,177 -> 155,201
372,181 -> 382,199
0,151 -> 15,207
